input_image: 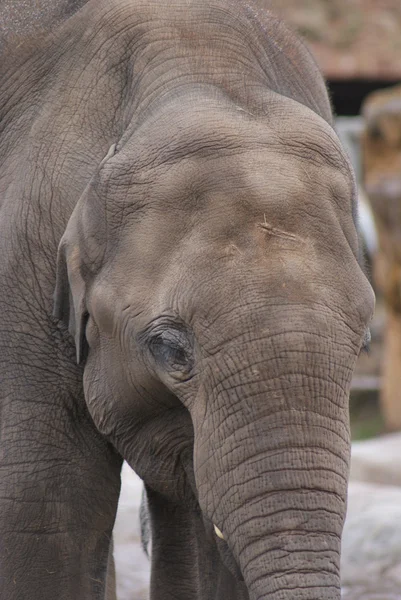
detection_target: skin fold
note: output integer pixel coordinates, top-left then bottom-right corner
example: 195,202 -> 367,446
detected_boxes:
0,1 -> 374,599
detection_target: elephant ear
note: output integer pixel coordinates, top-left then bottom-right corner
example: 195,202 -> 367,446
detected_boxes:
53,144 -> 116,364
53,215 -> 88,364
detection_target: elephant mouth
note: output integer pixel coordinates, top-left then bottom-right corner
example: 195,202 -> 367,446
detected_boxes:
214,524 -> 225,539
213,528 -> 244,582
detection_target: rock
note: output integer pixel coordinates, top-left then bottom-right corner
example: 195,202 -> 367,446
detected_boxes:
342,481 -> 401,598
343,435 -> 401,597
113,433 -> 401,600
350,432 -> 401,487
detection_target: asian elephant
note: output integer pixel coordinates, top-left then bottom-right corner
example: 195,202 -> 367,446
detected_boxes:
0,1 -> 374,599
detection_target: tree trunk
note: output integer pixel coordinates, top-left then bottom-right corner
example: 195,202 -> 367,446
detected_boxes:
381,310 -> 401,431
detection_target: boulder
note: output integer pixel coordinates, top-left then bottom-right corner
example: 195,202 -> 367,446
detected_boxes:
114,463 -> 150,600
342,481 -> 401,598
350,432 -> 401,487
113,432 -> 401,600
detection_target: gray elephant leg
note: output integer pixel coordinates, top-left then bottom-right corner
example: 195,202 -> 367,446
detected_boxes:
146,487 -> 248,600
0,322 -> 122,599
106,537 -> 117,600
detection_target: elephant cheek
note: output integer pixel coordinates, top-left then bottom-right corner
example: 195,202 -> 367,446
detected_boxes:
83,359 -> 118,438
82,346 -> 133,439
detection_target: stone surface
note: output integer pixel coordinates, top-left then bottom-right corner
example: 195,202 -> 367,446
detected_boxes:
342,434 -> 401,598
350,432 -> 401,487
114,463 -> 150,600
114,434 -> 401,599
342,481 -> 401,599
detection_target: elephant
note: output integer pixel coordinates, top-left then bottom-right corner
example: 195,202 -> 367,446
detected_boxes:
0,1 -> 374,599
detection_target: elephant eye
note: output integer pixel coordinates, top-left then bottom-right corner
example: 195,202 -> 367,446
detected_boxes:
148,329 -> 192,373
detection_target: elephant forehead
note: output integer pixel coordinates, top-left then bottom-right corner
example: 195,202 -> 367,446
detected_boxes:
99,199 -> 363,318
129,147 -> 354,253
117,91 -> 348,176
96,143 -> 358,309
108,103 -> 354,225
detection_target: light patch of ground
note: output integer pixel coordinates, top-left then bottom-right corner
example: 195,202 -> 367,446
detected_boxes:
114,463 -> 150,600
114,436 -> 401,600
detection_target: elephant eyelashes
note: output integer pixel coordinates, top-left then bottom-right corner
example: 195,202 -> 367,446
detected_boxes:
147,328 -> 193,376
150,335 -> 186,366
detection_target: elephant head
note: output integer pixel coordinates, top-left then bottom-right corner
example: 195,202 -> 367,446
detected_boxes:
54,91 -> 373,600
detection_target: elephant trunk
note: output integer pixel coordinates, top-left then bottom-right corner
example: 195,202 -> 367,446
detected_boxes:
192,325 -> 353,600
222,422 -> 346,600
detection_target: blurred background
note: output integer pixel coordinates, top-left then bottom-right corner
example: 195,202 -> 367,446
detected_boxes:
114,3 -> 401,599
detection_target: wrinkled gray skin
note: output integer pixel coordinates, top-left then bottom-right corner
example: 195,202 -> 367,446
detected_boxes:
0,1 -> 374,599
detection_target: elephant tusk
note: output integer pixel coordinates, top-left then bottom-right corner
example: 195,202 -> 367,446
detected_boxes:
214,524 -> 225,540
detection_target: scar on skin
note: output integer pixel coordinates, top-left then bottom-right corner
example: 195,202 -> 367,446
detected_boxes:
227,243 -> 243,256
259,215 -> 300,242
